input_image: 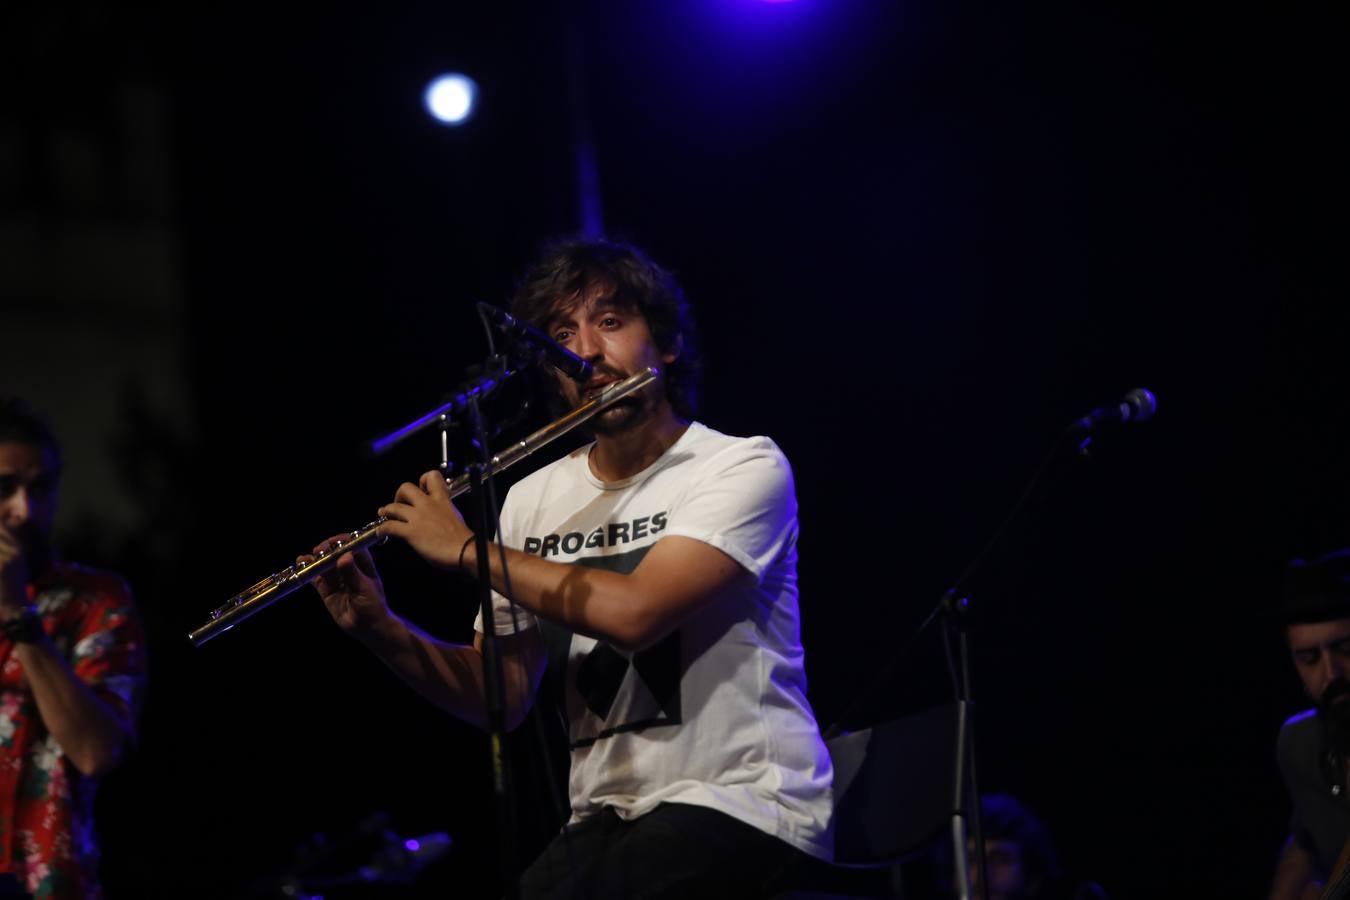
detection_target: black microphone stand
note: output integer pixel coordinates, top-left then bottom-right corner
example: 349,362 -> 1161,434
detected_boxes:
465,394 -> 521,897
364,356 -> 522,896
819,390 -> 1156,899
933,400 -> 1154,899
940,589 -> 987,900
362,311 -> 625,896
932,426 -> 1072,900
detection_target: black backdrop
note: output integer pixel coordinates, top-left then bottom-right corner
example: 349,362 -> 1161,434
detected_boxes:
14,2 -> 1348,897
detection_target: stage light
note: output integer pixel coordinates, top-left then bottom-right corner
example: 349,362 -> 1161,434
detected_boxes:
424,73 -> 479,125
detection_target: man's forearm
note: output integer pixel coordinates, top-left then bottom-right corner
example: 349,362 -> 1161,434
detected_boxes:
357,613 -> 542,731
462,540 -> 643,647
14,640 -> 131,777
460,534 -> 745,654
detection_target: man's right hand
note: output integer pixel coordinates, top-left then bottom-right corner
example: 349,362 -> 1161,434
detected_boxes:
302,536 -> 391,636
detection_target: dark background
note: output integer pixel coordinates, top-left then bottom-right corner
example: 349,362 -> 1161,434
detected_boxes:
4,1 -> 1346,896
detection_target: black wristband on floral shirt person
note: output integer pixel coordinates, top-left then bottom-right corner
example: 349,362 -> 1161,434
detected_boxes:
0,607 -> 44,644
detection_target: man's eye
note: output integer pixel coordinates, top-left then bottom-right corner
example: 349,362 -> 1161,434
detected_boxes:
554,330 -> 573,343
600,317 -> 621,328
1296,651 -> 1321,666
0,478 -> 15,500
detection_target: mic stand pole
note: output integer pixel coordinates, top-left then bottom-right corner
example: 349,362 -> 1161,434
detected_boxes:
462,394 -> 520,898
821,400 -> 1154,900
937,401 -> 1154,899
942,590 -> 988,900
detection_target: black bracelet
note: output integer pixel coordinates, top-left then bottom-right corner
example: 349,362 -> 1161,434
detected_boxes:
458,535 -> 476,572
0,608 -> 44,644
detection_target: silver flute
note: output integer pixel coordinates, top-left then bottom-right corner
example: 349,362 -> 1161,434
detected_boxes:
189,367 -> 657,647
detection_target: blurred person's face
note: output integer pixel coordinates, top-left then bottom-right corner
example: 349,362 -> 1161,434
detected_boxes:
970,838 -> 1033,900
1288,619 -> 1350,753
0,440 -> 60,573
1288,619 -> 1350,708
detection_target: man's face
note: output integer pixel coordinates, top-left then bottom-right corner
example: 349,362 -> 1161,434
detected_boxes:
1288,618 -> 1350,710
546,295 -> 679,434
0,440 -> 60,554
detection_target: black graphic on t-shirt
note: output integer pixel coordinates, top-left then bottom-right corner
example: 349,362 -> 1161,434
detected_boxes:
575,643 -> 628,720
549,546 -> 684,749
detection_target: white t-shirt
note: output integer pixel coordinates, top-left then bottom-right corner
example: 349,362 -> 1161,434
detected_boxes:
476,421 -> 834,860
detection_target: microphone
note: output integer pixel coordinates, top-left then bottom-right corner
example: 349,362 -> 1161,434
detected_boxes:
477,302 -> 593,383
1070,387 -> 1157,431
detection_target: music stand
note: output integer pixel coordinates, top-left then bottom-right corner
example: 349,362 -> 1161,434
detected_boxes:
829,702 -> 960,868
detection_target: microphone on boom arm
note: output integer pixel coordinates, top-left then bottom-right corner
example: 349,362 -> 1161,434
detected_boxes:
1069,388 -> 1157,432
477,302 -> 593,383
1066,387 -> 1157,455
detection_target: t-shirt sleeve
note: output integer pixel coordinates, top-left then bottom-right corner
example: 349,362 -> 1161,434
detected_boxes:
1277,720 -> 1305,828
473,585 -> 540,637
473,492 -> 541,637
71,579 -> 148,728
661,437 -> 798,583
1276,716 -> 1327,863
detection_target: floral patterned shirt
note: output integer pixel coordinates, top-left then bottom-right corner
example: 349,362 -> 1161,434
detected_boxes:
0,563 -> 147,900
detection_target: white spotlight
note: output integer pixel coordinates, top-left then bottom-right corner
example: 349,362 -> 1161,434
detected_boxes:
424,73 -> 479,125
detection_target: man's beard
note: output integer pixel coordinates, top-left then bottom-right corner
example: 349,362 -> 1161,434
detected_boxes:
571,371 -> 659,437
585,396 -> 648,435
1320,680 -> 1350,755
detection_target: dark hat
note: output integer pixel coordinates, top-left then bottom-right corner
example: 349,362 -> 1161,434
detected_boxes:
1284,549 -> 1350,625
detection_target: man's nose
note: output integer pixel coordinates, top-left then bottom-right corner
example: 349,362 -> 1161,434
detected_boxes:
571,327 -> 603,362
1324,652 -> 1347,683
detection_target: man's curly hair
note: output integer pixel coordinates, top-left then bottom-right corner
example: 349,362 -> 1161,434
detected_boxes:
510,236 -> 701,420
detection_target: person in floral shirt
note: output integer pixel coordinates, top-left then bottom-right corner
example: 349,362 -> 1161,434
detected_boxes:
0,399 -> 146,899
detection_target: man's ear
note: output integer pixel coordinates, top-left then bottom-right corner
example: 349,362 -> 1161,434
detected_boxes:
661,333 -> 684,366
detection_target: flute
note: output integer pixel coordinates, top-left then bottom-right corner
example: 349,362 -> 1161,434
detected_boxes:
188,367 -> 658,647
